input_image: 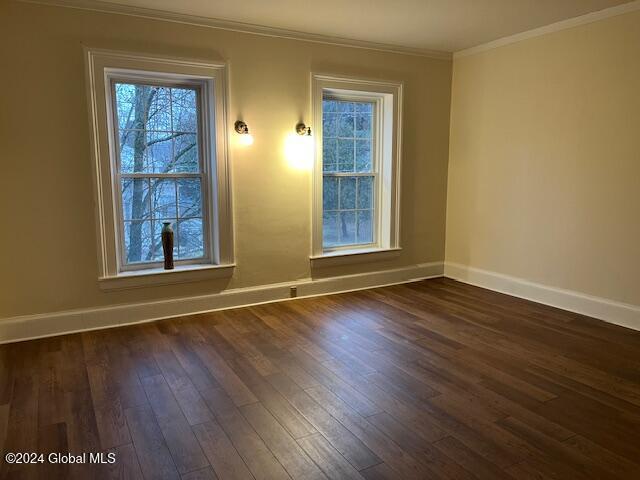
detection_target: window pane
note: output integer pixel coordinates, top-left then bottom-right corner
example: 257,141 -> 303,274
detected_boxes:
174,133 -> 199,173
357,176 -> 373,209
323,211 -> 339,247
177,179 -> 202,218
337,139 -> 354,172
115,83 -> 136,130
122,178 -> 150,220
339,211 -> 356,244
357,210 -> 373,244
356,140 -> 372,172
146,131 -> 173,173
355,102 -> 373,114
323,176 -> 338,211
150,178 -> 177,219
322,99 -> 338,112
123,220 -> 152,263
177,218 -> 204,259
339,177 -> 356,210
323,113 -> 338,138
337,101 -> 354,113
172,88 -> 198,133
119,130 -> 149,173
323,138 -> 337,173
145,87 -> 172,131
355,113 -> 371,138
337,113 -> 354,137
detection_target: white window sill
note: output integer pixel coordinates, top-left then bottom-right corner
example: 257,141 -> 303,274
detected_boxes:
99,263 -> 235,290
310,247 -> 402,268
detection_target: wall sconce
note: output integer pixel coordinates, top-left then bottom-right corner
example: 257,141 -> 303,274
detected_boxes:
296,122 -> 312,136
234,120 -> 254,146
285,122 -> 314,170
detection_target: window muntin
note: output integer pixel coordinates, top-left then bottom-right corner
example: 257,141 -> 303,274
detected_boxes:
112,81 -> 208,267
322,98 -> 377,249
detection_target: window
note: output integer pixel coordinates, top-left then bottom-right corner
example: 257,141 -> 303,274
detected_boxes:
312,74 -> 402,261
86,49 -> 233,288
113,82 -> 206,268
322,98 -> 376,248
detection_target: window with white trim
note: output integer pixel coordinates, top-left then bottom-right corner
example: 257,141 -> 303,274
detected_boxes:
322,97 -> 376,248
86,49 -> 233,287
312,74 -> 402,260
113,81 -> 207,268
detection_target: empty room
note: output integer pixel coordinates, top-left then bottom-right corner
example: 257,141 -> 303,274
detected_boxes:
1,0 -> 639,478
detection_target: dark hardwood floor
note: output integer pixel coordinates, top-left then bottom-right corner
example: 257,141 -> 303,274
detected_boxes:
1,278 -> 640,479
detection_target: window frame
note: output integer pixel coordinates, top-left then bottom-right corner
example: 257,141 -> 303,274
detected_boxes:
321,93 -> 381,252
85,49 -> 234,288
311,73 -> 403,262
107,74 -> 212,271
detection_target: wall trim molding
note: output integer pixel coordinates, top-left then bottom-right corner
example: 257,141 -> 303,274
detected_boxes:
15,0 -> 640,62
454,0 -> 640,58
444,262 -> 640,331
0,262 -> 444,344
4,260 -> 638,343
17,0 -> 452,60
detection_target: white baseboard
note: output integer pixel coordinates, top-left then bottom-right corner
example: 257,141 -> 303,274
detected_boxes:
444,262 -> 640,331
0,262 -> 444,344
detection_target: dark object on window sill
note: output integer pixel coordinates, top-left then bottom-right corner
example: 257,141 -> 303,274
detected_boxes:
161,222 -> 174,270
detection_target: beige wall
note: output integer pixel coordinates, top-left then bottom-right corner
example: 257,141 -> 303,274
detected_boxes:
447,10 -> 640,305
0,1 -> 452,319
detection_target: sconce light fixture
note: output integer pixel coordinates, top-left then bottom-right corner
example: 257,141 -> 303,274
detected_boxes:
285,122 -> 314,170
235,120 -> 249,134
296,122 -> 312,136
234,120 -> 254,146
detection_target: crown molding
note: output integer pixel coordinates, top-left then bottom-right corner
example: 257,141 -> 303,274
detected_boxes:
454,0 -> 640,59
17,0 -> 452,61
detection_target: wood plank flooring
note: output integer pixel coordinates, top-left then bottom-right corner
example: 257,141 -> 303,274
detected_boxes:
1,278 -> 640,479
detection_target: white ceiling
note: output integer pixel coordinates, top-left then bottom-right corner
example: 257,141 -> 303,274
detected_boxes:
97,0 -> 633,53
